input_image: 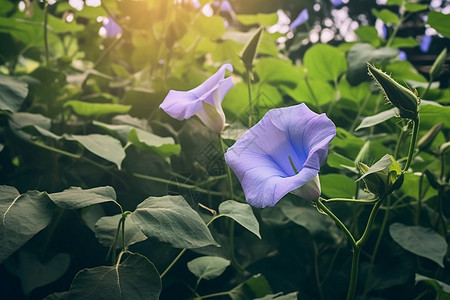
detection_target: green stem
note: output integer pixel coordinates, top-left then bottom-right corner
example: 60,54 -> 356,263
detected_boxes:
394,122 -> 408,159
305,76 -> 322,113
93,36 -> 123,69
160,215 -> 221,278
108,217 -> 123,264
196,291 -> 230,299
317,199 -> 356,248
403,117 -> 420,172
160,248 -> 187,278
326,79 -> 339,116
386,10 -> 407,47
313,240 -> 325,300
362,197 -> 390,298
322,197 -> 379,204
132,173 -> 223,196
32,140 -> 80,159
346,196 -> 382,300
356,199 -> 383,247
350,92 -> 371,132
416,173 -> 424,225
421,80 -> 432,99
228,220 -> 245,273
43,0 -> 49,65
246,69 -> 253,127
219,135 -> 234,200
346,247 -> 361,300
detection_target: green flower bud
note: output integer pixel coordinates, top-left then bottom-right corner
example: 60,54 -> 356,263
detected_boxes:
418,122 -> 443,151
430,48 -> 447,81
358,162 -> 386,196
357,154 -> 403,197
367,63 -> 420,120
241,27 -> 263,72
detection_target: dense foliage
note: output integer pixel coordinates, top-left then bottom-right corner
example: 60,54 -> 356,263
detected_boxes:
0,0 -> 449,299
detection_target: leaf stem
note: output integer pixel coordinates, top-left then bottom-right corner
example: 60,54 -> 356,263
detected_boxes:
219,135 -> 234,200
317,198 -> 356,248
43,0 -> 49,65
362,197 -> 390,297
160,248 -> 187,278
228,219 -> 245,273
313,240 -> 325,300
321,197 -> 379,204
403,117 -> 420,172
305,76 -> 322,113
132,173 -> 223,196
246,69 -> 253,127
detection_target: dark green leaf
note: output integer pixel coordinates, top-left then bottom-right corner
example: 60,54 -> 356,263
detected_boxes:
255,292 -> 299,300
5,251 -> 70,295
404,3 -> 428,12
94,214 -> 147,248
64,100 -> 131,117
128,128 -> 181,157
254,57 -> 303,86
415,274 -> 450,293
357,154 -> 397,181
187,256 -> 230,280
9,112 -> 51,130
390,37 -> 419,48
346,44 -> 398,85
421,104 -> 450,128
68,252 -> 161,300
131,195 -> 217,249
229,274 -> 272,300
0,187 -> 56,263
279,201 -> 333,235
0,75 -> 28,112
303,44 -> 347,81
48,186 -> 118,210
240,27 -> 264,71
320,174 -> 356,198
356,108 -> 397,131
67,134 -> 125,169
389,223 -> 447,267
219,200 -> 261,239
372,8 -> 399,24
0,0 -> 13,14
354,26 -> 382,47
427,11 -> 450,38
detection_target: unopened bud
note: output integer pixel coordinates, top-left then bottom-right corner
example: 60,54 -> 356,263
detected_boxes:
418,122 -> 444,151
430,48 -> 447,81
367,63 -> 420,120
357,154 -> 403,197
358,162 -> 386,196
439,141 -> 450,155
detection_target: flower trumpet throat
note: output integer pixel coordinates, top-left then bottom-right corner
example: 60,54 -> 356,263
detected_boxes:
224,103 -> 336,208
367,63 -> 420,120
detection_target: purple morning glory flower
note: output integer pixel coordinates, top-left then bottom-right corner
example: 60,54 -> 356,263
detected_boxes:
225,103 -> 336,208
103,17 -> 122,38
420,35 -> 432,53
398,50 -> 407,61
160,64 -> 234,133
290,8 -> 309,30
381,24 -> 388,39
331,0 -> 343,7
213,0 -> 233,12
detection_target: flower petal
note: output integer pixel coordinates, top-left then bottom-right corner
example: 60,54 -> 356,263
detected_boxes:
290,9 -> 309,30
225,103 -> 336,208
159,64 -> 233,123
